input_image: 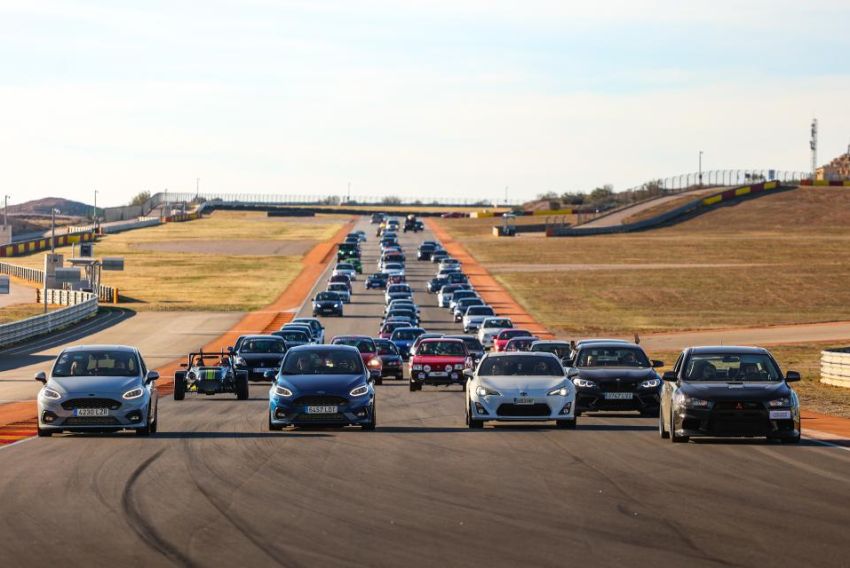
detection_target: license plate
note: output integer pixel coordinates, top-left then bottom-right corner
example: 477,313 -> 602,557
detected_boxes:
769,410 -> 792,420
604,392 -> 633,400
255,368 -> 275,373
429,371 -> 447,377
306,405 -> 338,414
514,397 -> 534,405
74,408 -> 109,417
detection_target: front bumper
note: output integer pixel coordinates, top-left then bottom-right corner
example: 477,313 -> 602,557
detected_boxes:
673,406 -> 801,439
269,395 -> 374,427
575,388 -> 660,412
38,395 -> 152,431
314,304 -> 343,316
410,370 -> 464,386
239,365 -> 281,381
470,393 -> 575,422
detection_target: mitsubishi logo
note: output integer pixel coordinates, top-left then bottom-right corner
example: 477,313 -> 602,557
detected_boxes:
736,402 -> 743,410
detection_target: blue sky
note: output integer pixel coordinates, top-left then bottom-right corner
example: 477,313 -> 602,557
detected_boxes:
2,0 -> 849,205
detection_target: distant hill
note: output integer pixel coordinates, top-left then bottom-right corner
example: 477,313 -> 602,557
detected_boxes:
10,197 -> 96,218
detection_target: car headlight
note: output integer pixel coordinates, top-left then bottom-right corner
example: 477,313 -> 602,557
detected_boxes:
768,397 -> 792,408
122,387 -> 145,400
411,364 -> 422,371
674,392 -> 711,409
41,387 -> 61,400
335,303 -> 341,308
475,385 -> 500,397
423,365 -> 431,372
547,386 -> 570,397
454,364 -> 465,370
350,384 -> 370,397
640,378 -> 660,389
368,358 -> 382,368
572,378 -> 596,388
274,385 -> 293,398
235,356 -> 246,366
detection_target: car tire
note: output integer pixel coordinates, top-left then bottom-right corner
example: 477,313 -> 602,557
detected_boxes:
374,377 -> 383,386
556,419 -> 577,429
269,414 -> 283,431
149,409 -> 158,434
409,381 -> 421,392
467,400 -> 484,429
36,425 -> 53,437
659,411 -> 670,439
135,407 -> 153,436
173,371 -> 186,401
362,404 -> 376,431
395,373 -> 404,380
235,372 -> 249,400
670,410 -> 688,443
461,381 -> 467,392
778,433 -> 801,444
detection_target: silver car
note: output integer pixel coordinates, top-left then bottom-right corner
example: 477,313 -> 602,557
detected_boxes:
35,345 -> 160,437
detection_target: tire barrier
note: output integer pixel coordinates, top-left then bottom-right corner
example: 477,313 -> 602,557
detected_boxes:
0,231 -> 95,258
800,179 -> 850,187
821,348 -> 850,388
547,182 -> 786,237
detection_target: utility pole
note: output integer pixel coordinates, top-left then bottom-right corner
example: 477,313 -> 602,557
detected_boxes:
810,118 -> 818,180
93,189 -> 98,225
44,208 -> 59,314
504,186 -> 508,206
347,181 -> 351,203
698,151 -> 704,187
196,178 -> 200,200
3,195 -> 8,228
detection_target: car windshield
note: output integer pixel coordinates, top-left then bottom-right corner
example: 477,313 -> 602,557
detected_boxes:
385,263 -> 403,270
392,329 -> 424,340
499,329 -> 530,339
281,350 -> 363,375
478,355 -> 563,376
241,339 -> 286,353
452,337 -> 483,352
316,292 -> 339,301
336,263 -> 353,270
467,307 -> 494,316
53,350 -> 139,377
417,341 -> 466,356
328,284 -> 348,292
333,338 -> 376,353
370,273 -> 387,280
294,319 -> 321,333
278,331 -> 308,341
576,347 -> 650,368
532,344 -> 572,358
388,285 -> 411,293
684,353 -> 782,381
375,342 -> 399,356
484,319 -> 513,329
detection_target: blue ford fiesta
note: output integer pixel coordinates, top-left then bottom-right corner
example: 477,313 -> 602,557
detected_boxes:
268,345 -> 376,430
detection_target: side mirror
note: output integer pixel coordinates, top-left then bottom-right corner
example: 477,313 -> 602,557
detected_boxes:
145,371 -> 160,384
652,360 -> 665,368
662,371 -> 678,382
463,369 -> 474,378
34,371 -> 47,384
785,370 -> 801,382
264,371 -> 276,380
227,346 -> 234,353
566,368 -> 579,378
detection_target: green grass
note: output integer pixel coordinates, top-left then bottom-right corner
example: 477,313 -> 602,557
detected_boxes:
12,211 -> 346,311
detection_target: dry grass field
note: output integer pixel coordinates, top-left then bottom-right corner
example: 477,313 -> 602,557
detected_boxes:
439,187 -> 850,335
13,211 -> 347,311
439,213 -> 579,239
0,304 -> 60,324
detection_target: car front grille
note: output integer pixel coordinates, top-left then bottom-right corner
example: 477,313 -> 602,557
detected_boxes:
294,396 -> 348,406
496,403 -> 551,417
63,417 -> 121,426
61,398 -> 122,411
598,380 -> 638,393
294,413 -> 348,423
709,402 -> 769,435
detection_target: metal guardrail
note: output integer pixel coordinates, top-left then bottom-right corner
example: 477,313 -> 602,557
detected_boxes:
36,288 -> 97,306
0,261 -> 44,283
821,349 -> 850,388
0,290 -> 98,348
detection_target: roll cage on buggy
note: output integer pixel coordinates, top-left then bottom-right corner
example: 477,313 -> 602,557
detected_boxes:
173,349 -> 250,400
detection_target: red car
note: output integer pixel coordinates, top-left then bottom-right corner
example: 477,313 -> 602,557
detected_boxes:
409,338 -> 471,391
388,274 -> 407,285
504,336 -> 540,352
331,335 -> 384,384
493,329 -> 533,352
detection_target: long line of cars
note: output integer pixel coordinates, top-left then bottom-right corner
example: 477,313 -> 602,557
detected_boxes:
31,215 -> 802,443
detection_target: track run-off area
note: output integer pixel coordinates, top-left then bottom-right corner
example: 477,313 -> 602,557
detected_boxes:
1,219 -> 849,567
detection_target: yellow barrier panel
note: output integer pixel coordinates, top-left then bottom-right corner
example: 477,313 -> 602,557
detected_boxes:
703,195 -> 722,206
532,208 -> 575,216
765,181 -> 779,190
735,186 -> 751,197
471,211 -> 495,218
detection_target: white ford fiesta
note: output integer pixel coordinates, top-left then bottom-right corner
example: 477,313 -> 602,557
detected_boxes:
465,352 -> 576,429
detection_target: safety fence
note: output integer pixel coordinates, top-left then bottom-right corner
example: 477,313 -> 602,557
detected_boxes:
0,291 -> 98,349
0,231 -> 95,258
547,182 -> 785,237
35,288 -> 96,306
0,261 -> 116,303
821,348 -> 850,388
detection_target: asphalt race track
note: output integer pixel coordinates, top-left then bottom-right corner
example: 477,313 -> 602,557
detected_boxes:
1,221 -> 849,567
